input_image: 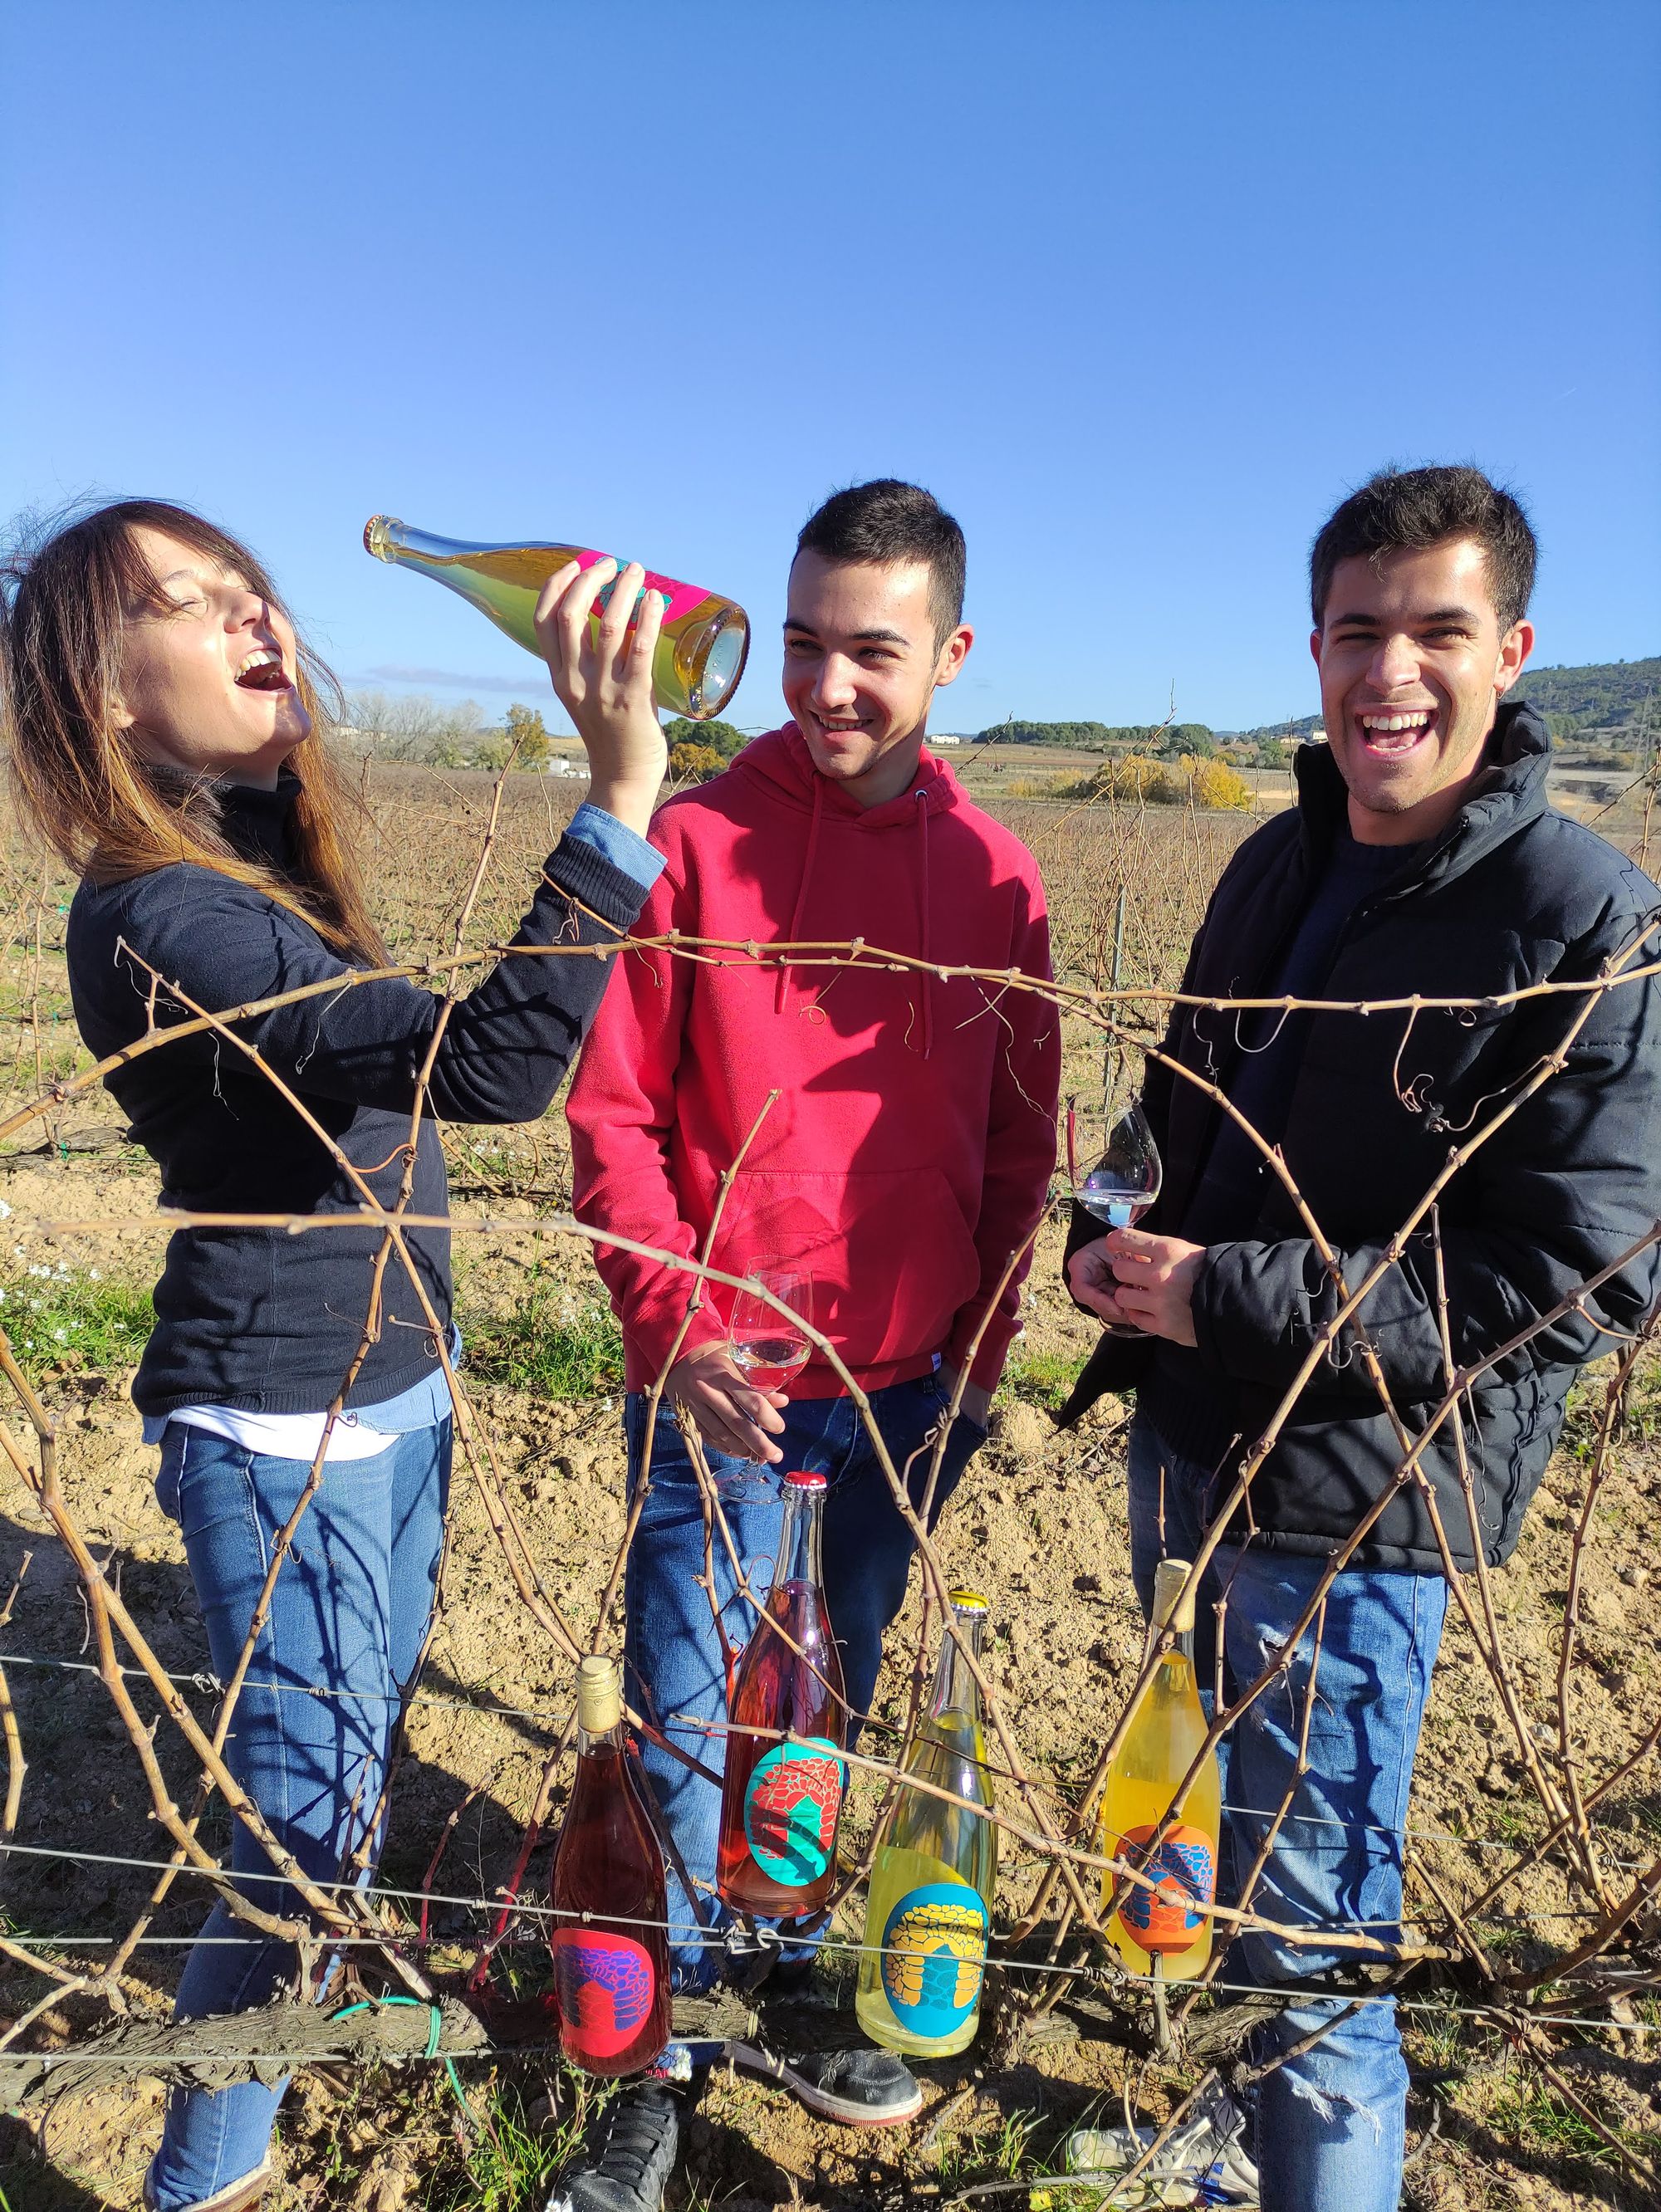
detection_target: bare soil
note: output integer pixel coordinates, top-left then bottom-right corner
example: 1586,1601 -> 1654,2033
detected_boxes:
2,770 -> 1659,2208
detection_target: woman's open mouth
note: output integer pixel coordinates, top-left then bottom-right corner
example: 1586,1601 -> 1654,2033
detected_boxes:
234,647 -> 292,693
1355,707 -> 1434,758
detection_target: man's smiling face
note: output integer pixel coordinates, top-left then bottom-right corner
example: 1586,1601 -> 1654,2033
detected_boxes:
1311,536 -> 1534,844
782,551 -> 970,807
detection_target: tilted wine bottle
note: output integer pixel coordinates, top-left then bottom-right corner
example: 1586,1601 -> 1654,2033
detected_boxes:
548,1656 -> 673,2075
1096,1559 -> 1222,1981
715,1470 -> 847,1917
363,516 -> 750,720
855,1589 -> 997,2058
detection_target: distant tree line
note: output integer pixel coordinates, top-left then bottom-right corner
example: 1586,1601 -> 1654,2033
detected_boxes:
1512,657 -> 1659,741
972,718 -> 1303,770
975,718 -> 1221,756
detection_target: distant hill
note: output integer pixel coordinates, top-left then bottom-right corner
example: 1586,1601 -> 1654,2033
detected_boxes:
1237,656 -> 1659,746
1239,712 -> 1325,741
1511,657 -> 1659,738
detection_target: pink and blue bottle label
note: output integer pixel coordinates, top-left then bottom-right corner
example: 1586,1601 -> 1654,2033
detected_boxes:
551,1928 -> 657,2060
576,546 -> 707,627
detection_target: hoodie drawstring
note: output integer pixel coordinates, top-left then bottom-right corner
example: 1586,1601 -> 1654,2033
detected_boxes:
915,787 -> 933,1059
777,776 -> 826,1014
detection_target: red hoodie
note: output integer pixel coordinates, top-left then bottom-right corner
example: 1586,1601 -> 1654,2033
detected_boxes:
566,725 -> 1061,1397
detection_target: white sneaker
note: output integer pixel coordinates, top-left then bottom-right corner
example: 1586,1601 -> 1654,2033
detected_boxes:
1064,2078 -> 1259,2205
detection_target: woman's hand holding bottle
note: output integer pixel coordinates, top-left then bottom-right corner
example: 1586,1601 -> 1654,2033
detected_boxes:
533,556 -> 668,835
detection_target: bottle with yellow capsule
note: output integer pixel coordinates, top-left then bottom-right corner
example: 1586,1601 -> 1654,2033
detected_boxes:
855,1590 -> 997,2058
1097,1559 -> 1222,1981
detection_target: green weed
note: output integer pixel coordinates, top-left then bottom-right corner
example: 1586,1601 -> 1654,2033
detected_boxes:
934,2105 -> 1040,2183
0,1263 -> 153,1380
460,1268 -> 625,1397
1007,1348 -> 1080,1412
1487,2077 -> 1625,2166
425,2073 -> 594,2210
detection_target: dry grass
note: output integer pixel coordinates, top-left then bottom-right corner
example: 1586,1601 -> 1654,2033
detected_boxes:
2,757 -> 1659,2210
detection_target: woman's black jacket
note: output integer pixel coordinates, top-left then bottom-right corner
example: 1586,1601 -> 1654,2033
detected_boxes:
1059,703 -> 1661,1572
67,779 -> 647,1418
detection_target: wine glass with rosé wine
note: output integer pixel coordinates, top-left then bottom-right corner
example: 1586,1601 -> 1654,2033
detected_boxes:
1066,1081 -> 1162,1339
722,1263 -> 814,1497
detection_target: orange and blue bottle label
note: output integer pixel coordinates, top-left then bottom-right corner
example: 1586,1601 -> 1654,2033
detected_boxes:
1116,1822 -> 1216,1950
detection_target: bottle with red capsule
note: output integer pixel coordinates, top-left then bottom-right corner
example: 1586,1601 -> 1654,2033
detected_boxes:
715,1470 -> 847,1918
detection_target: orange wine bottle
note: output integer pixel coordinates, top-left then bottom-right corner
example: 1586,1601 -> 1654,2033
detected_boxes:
1096,1560 -> 1222,1982
364,515 -> 749,720
716,1471 -> 847,1917
548,1656 -> 672,2075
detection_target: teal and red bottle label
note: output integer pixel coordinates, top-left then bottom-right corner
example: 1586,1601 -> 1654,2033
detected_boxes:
880,1880 -> 989,2040
742,1738 -> 845,1886
1117,1822 -> 1216,1950
551,1928 -> 658,2061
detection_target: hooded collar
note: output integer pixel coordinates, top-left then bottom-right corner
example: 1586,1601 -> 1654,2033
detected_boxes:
1294,698 -> 1554,890
739,723 -> 953,1053
732,722 -> 966,828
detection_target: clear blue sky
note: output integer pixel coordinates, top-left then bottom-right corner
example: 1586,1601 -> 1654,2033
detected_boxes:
4,1 -> 1657,735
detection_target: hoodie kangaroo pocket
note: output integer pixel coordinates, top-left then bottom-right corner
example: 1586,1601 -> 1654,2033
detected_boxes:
718,1165 -> 982,1373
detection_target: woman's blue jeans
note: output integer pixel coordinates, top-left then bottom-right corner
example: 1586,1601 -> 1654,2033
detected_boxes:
1129,1415 -> 1447,2212
622,1371 -> 987,1991
145,1420 -> 450,2210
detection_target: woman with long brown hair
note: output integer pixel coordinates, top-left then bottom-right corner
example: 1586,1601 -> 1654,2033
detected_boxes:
2,499 -> 669,2211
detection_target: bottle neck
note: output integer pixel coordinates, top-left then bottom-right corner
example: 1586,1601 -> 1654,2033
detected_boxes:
367,517 -> 498,566
775,1484 -> 825,1592
929,1611 -> 986,1719
578,1716 -> 625,1756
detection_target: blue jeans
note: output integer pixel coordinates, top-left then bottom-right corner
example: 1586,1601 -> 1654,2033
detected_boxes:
623,1371 -> 986,1990
145,1420 -> 450,2211
1129,1416 -> 1447,2212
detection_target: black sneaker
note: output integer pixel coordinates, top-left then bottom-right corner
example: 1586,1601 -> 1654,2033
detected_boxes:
728,2038 -> 922,2127
544,2081 -> 679,2212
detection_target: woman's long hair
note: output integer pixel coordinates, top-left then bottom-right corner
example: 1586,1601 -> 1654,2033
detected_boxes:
1,498 -> 385,961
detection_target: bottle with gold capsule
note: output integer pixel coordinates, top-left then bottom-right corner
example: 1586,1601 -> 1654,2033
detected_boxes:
855,1590 -> 997,2058
363,516 -> 750,721
1096,1559 -> 1222,1982
547,1656 -> 672,2076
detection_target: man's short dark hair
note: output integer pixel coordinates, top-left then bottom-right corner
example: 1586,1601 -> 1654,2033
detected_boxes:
796,479 -> 966,647
1310,465 -> 1537,634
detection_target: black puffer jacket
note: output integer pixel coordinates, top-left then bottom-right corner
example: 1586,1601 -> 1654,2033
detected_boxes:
1059,703 -> 1661,1570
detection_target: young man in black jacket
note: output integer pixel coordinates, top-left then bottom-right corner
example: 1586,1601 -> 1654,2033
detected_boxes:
1063,466 -> 1661,2212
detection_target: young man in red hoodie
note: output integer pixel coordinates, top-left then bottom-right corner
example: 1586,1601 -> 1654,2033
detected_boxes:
563,482 -> 1057,2174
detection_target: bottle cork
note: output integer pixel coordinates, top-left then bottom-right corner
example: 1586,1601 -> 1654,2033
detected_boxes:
576,1654 -> 622,1735
1151,1559 -> 1198,1635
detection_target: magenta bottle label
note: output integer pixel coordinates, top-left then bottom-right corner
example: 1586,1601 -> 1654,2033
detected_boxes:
742,1738 -> 845,1886
551,1927 -> 657,2059
881,1882 -> 988,2041
576,546 -> 707,627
